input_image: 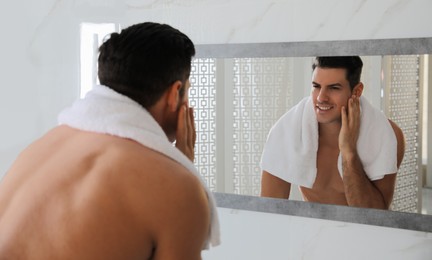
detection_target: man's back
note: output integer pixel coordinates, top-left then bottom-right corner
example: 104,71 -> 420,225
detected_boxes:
0,125 -> 210,259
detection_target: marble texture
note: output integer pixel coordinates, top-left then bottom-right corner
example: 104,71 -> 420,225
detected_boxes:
202,206 -> 432,260
119,0 -> 432,44
195,38 -> 432,58
213,192 -> 432,233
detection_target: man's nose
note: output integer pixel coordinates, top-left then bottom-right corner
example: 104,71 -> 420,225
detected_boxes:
317,89 -> 328,102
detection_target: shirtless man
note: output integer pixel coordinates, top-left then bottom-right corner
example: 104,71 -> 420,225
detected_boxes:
261,56 -> 405,209
0,22 -> 218,259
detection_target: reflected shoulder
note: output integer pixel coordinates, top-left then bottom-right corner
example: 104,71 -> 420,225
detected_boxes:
388,119 -> 405,168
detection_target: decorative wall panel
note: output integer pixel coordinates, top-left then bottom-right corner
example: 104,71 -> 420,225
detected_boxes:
190,58 -> 217,191
232,58 -> 293,195
385,55 -> 421,213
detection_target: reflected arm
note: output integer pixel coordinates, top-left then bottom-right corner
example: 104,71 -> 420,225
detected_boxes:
341,119 -> 405,209
261,171 -> 291,199
342,153 -> 394,209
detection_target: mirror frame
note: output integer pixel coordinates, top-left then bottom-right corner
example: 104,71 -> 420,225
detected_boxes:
214,192 -> 432,232
195,37 -> 432,232
196,37 -> 432,58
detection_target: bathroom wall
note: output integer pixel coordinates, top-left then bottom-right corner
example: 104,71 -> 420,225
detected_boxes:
1,0 -> 431,177
203,207 -> 432,260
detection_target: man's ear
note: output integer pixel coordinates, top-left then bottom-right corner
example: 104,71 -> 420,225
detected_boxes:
166,80 -> 183,112
353,82 -> 364,97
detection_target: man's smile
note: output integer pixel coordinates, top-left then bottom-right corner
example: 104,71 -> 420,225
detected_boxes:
316,104 -> 334,111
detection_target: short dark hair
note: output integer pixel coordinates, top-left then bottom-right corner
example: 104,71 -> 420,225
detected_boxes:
98,22 -> 195,109
312,56 -> 363,90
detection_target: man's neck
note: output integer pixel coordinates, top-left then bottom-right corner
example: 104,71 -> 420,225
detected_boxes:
318,122 -> 341,147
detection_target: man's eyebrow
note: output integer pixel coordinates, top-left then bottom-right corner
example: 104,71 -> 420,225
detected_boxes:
328,83 -> 343,87
312,81 -> 343,87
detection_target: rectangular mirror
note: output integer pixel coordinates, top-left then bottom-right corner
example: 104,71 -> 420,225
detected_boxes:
190,37 -> 432,216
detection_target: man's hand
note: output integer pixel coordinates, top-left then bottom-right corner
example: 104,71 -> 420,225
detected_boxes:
339,95 -> 361,155
175,104 -> 196,162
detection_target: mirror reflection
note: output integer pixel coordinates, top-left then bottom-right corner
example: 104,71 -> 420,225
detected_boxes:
189,54 -> 430,215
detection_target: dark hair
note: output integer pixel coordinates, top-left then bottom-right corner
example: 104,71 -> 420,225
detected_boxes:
98,22 -> 195,109
312,56 -> 363,90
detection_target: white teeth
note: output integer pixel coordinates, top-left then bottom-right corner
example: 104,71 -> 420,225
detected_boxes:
317,106 -> 332,110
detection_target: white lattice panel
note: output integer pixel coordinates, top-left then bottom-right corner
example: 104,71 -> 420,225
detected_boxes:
190,58 -> 217,191
232,58 -> 293,195
385,55 -> 421,213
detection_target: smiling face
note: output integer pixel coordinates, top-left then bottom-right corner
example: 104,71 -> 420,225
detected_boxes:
311,67 -> 354,125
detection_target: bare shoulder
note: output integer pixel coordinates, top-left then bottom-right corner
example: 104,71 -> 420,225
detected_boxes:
103,138 -> 207,201
150,173 -> 210,259
110,141 -> 211,259
388,119 -> 405,168
0,128 -> 210,259
110,139 -> 204,189
388,119 -> 404,143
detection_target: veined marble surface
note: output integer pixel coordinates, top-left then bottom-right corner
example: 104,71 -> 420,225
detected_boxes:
73,0 -> 432,44
142,0 -> 432,44
202,207 -> 432,260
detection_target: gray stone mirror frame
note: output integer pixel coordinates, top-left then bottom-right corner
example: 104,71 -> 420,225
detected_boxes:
195,37 -> 432,58
194,37 -> 432,233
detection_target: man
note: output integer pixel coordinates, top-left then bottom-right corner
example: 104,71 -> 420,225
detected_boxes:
261,56 -> 405,209
0,22 -> 219,259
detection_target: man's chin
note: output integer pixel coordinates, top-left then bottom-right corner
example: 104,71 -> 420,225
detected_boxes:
317,118 -> 341,125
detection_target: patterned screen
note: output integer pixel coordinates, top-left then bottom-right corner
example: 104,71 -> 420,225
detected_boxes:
190,58 -> 294,194
384,55 -> 421,213
190,58 -> 217,191
232,58 -> 293,195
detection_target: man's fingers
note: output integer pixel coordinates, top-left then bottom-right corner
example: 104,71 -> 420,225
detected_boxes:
176,105 -> 187,141
189,107 -> 196,145
349,95 -> 360,128
175,104 -> 195,161
186,107 -> 191,143
341,105 -> 347,126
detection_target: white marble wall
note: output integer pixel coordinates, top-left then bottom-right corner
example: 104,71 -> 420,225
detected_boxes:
203,207 -> 432,260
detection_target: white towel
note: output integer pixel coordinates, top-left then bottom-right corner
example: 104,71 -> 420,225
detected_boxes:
260,96 -> 398,188
58,84 -> 220,248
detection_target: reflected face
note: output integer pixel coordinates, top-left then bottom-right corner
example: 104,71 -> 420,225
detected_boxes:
311,67 -> 353,125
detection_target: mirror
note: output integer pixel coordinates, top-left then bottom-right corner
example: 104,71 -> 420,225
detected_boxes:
191,37 -> 432,216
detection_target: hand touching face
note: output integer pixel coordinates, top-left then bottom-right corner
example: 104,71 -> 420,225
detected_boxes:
338,95 -> 361,155
175,104 -> 196,161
